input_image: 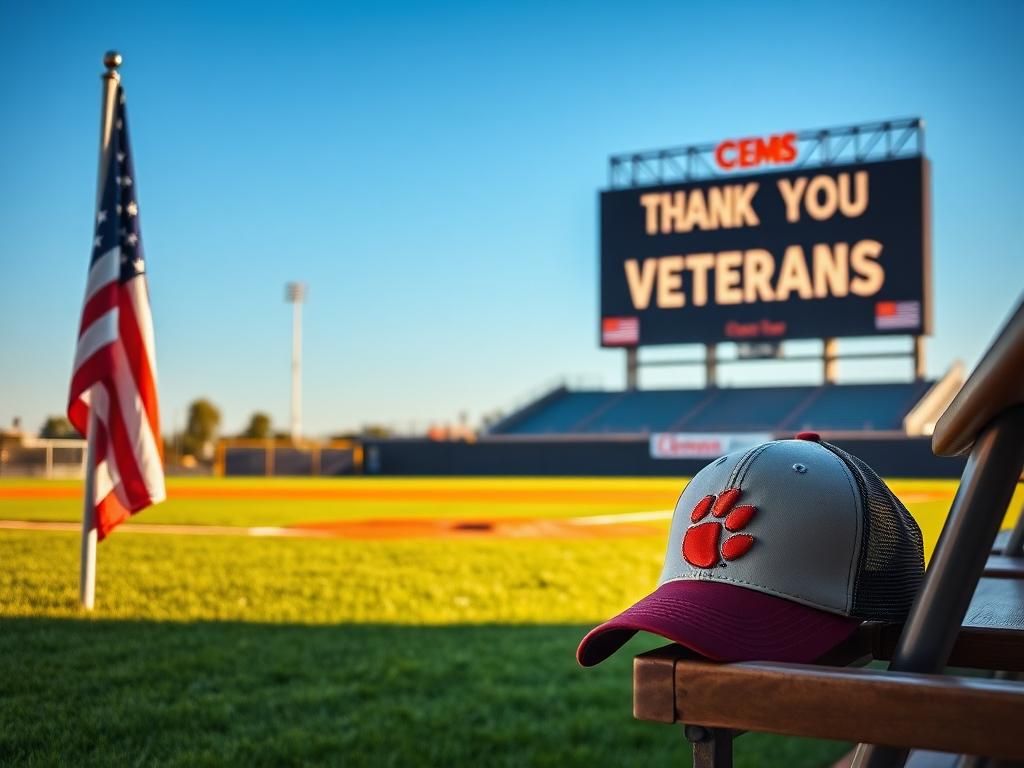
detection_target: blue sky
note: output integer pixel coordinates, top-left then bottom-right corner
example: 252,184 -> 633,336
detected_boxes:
1,0 -> 1022,437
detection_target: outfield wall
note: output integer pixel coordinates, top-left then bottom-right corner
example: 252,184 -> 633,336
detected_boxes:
363,436 -> 966,478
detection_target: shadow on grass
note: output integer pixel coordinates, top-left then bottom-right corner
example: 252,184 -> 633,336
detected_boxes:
0,618 -> 849,768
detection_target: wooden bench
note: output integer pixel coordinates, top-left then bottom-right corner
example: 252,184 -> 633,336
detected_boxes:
635,578 -> 1024,761
632,297 -> 1024,768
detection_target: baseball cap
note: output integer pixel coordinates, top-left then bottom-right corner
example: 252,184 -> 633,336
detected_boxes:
577,433 -> 924,666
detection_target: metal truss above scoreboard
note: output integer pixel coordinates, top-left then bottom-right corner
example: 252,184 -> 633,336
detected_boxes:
608,118 -> 924,188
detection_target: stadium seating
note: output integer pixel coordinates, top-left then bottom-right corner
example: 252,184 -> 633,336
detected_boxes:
785,381 -> 935,432
682,386 -> 812,432
498,391 -> 617,435
578,389 -> 712,433
492,380 -> 938,436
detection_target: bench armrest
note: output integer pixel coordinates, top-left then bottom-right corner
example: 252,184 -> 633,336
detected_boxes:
933,297 -> 1024,456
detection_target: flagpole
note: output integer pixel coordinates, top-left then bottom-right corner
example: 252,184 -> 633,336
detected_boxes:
80,51 -> 122,611
80,412 -> 97,609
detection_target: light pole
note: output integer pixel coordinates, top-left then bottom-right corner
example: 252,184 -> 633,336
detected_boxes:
285,282 -> 306,442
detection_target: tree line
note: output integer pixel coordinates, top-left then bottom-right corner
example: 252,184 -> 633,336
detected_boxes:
37,400 -> 273,464
36,399 -> 412,465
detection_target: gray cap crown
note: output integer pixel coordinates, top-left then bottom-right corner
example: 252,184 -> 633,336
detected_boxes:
660,439 -> 867,616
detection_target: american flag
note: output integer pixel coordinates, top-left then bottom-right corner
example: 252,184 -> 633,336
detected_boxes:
875,300 -> 921,331
68,85 -> 164,540
602,316 -> 639,346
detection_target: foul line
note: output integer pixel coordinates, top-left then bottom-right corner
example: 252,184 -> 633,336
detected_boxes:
0,510 -> 675,537
0,520 -> 330,538
569,509 -> 673,526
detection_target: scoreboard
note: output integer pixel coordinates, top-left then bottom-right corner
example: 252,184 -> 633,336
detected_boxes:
599,149 -> 930,347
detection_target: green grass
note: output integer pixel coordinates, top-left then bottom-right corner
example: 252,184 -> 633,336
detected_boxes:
2,476 -> 1022,767
0,619 -> 851,768
0,530 -> 848,767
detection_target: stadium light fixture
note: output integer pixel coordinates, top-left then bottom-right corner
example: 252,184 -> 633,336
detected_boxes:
285,282 -> 307,442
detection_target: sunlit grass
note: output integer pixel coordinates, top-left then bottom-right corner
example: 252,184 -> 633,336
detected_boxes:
0,529 -> 850,767
2,475 -> 1021,767
1,476 -> 1017,561
0,530 -> 666,623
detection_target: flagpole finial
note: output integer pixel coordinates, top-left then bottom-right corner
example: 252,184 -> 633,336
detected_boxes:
103,51 -> 122,71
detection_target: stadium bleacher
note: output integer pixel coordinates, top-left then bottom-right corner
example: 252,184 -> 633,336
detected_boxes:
786,381 -> 935,432
681,386 -> 813,433
490,379 -> 939,436
581,389 -> 711,434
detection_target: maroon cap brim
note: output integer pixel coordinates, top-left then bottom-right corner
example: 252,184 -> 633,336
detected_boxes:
577,579 -> 861,667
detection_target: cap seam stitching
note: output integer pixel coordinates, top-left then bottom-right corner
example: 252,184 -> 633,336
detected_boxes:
734,442 -> 775,488
725,446 -> 757,488
729,441 -> 777,487
817,443 -> 862,613
738,439 -> 860,614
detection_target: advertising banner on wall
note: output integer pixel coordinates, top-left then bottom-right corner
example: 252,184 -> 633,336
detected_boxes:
649,433 -> 775,460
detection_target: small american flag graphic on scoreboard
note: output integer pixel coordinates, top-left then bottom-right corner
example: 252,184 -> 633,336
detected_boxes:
875,300 -> 921,330
602,316 -> 639,346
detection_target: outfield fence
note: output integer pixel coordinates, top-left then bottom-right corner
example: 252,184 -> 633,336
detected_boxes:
215,438 -> 363,477
0,436 -> 87,478
362,435 -> 968,478
207,435 -> 966,479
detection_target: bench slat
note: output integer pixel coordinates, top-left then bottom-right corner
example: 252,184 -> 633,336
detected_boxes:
964,577 -> 1024,630
983,554 -> 1024,578
632,656 -> 1024,759
872,579 -> 1024,671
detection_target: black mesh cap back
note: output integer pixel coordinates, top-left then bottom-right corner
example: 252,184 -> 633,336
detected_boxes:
821,441 -> 925,622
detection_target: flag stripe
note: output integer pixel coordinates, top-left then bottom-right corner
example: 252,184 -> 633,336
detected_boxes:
119,285 -> 161,440
69,347 -> 117,408
85,247 -> 120,301
82,387 -> 131,538
125,279 -> 159,381
78,282 -> 120,337
111,342 -> 165,500
104,386 -> 152,508
73,309 -> 119,370
86,388 -> 119,500
95,491 -> 132,540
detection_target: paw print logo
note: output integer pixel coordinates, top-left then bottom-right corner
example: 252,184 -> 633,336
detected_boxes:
682,488 -> 757,568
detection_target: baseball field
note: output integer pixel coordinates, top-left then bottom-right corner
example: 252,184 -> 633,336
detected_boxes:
2,476 -> 1019,767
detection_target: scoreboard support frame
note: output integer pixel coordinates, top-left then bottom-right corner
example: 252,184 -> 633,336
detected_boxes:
608,118 -> 923,188
824,338 -> 838,384
624,335 -> 926,388
626,348 -> 639,390
705,345 -> 718,388
915,336 -> 927,380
